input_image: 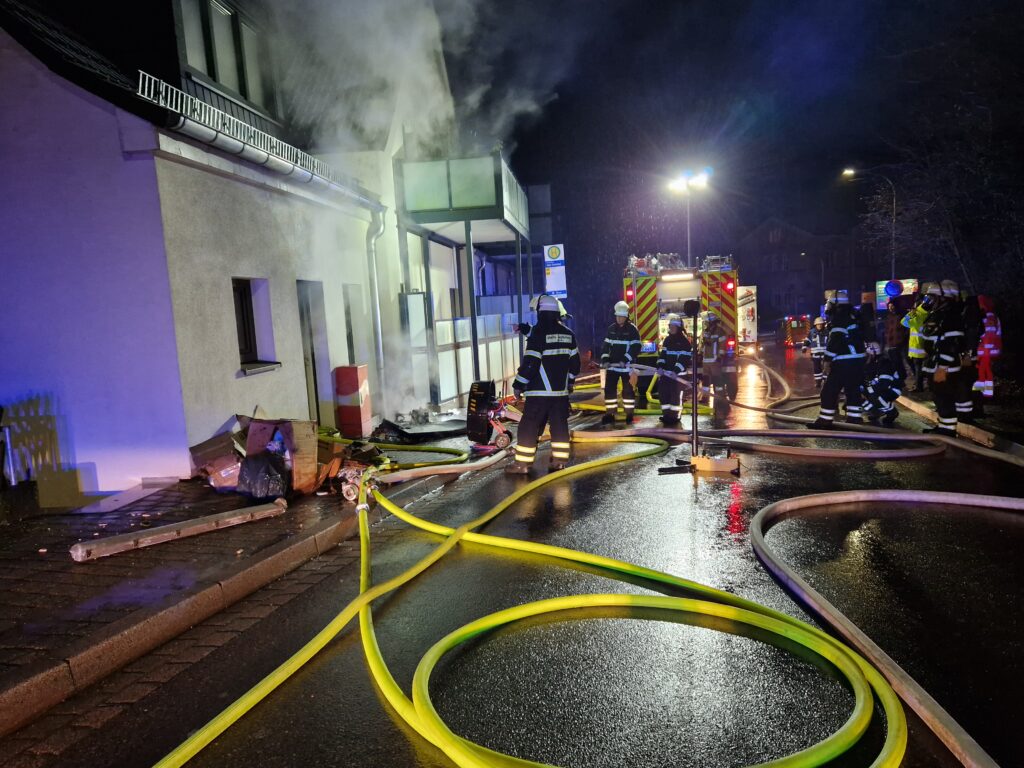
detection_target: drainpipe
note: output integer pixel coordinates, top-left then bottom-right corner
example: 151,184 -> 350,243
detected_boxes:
477,255 -> 487,301
366,208 -> 388,416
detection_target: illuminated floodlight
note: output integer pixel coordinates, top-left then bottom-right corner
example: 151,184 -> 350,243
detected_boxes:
689,172 -> 709,189
841,168 -> 856,178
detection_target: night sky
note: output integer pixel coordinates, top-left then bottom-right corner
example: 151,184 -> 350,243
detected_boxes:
439,0 -> 1021,343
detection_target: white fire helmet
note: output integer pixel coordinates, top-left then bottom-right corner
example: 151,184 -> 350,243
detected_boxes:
940,279 -> 960,298
537,295 -> 560,312
704,311 -> 718,324
667,313 -> 682,328
614,301 -> 630,318
923,282 -> 942,297
813,316 -> 826,327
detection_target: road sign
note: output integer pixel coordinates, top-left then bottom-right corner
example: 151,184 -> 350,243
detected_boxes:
543,244 -> 567,298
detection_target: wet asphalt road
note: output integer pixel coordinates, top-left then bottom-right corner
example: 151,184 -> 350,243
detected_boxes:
58,350 -> 1022,767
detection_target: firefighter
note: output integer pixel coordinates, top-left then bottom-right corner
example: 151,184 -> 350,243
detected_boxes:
701,312 -> 736,405
600,300 -> 641,425
861,341 -> 901,426
507,295 -> 580,474
808,290 -> 869,429
801,317 -> 829,389
656,313 -> 691,426
920,280 -> 967,437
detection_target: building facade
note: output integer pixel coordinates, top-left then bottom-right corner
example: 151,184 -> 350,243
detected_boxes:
0,0 -> 533,502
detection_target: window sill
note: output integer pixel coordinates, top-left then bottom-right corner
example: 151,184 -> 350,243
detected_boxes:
240,360 -> 281,376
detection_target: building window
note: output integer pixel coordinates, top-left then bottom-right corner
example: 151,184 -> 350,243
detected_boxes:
232,278 -> 279,374
181,0 -> 208,73
209,1 -> 241,93
180,0 -> 273,110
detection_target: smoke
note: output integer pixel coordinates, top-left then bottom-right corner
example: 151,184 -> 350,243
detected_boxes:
435,0 -> 608,154
265,0 -> 456,158
265,0 -> 605,160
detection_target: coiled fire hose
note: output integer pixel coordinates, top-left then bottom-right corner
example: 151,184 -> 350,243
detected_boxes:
155,431 -> 910,768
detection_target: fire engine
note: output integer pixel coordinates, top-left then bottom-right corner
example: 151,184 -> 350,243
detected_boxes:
777,315 -> 812,348
621,254 -> 741,401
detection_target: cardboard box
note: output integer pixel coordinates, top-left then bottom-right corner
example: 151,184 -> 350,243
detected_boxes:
189,431 -> 239,472
244,418 -> 318,495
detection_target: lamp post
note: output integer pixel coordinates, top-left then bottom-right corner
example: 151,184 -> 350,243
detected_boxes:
668,169 -> 711,268
842,167 -> 896,281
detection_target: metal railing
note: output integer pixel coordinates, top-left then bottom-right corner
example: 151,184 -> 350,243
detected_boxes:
136,71 -> 342,185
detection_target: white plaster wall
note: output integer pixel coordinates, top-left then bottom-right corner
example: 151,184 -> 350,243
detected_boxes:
0,30 -> 191,500
154,153 -> 373,446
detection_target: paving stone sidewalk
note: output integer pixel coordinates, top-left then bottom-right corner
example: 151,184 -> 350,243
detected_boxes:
0,472 -> 443,737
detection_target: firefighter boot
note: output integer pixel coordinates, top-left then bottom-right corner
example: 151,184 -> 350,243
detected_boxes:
806,418 -> 833,430
505,462 -> 530,475
625,413 -> 634,425
548,461 -> 567,472
601,413 -> 615,426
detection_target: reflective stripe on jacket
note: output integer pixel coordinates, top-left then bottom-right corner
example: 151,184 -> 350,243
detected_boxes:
601,321 -> 641,372
514,324 -> 581,397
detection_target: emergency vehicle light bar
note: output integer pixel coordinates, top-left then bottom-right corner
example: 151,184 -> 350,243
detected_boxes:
661,271 -> 697,282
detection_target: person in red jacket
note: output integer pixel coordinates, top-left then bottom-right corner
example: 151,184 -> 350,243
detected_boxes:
973,295 -> 1001,400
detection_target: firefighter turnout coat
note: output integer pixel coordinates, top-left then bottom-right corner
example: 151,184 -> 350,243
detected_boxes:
920,304 -> 966,376
657,332 -> 692,375
802,328 -> 828,358
514,322 -> 581,397
601,321 -> 641,373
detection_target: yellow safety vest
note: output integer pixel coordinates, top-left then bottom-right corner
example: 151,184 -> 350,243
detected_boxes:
904,305 -> 929,359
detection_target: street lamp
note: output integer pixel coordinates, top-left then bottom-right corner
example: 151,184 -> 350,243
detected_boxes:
668,168 -> 713,268
842,167 -> 896,281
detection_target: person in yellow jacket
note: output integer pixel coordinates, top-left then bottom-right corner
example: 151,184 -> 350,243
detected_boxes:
902,284 -> 934,391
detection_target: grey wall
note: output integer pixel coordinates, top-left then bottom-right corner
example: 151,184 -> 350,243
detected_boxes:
154,153 -> 373,446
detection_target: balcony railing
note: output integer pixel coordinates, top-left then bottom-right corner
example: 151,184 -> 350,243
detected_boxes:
136,71 -> 344,188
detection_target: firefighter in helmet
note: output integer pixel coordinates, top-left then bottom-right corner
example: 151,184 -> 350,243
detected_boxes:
656,313 -> 691,426
801,316 -> 828,389
919,279 -> 967,436
507,295 -> 580,474
600,300 -> 641,424
808,289 -> 870,428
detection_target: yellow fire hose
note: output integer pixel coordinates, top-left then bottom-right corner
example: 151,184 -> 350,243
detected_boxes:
155,432 -> 908,768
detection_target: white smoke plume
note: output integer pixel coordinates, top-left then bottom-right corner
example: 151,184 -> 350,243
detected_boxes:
264,0 -> 599,159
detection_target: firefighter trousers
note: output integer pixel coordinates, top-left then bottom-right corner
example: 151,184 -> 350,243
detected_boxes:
514,396 -> 571,467
932,371 -> 961,433
955,363 -> 977,418
604,370 -> 635,416
657,375 -> 681,424
811,356 -> 825,384
819,359 -> 865,423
